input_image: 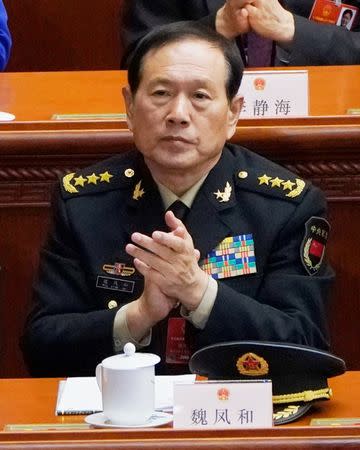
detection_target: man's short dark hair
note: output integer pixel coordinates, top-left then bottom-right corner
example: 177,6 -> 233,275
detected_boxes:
127,21 -> 244,102
342,8 -> 353,18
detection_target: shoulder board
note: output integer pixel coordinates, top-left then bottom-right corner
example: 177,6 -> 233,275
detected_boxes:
234,166 -> 309,203
60,157 -> 139,200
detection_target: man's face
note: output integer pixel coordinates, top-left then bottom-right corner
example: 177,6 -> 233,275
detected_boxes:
123,39 -> 241,178
341,12 -> 352,27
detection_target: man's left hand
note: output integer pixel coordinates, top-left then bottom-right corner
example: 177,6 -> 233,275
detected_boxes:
126,210 -> 209,312
243,0 -> 295,43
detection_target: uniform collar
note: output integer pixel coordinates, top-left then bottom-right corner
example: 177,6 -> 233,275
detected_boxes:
156,174 -> 208,210
124,147 -> 244,258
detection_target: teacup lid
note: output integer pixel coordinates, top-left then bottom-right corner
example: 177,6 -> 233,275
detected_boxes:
101,343 -> 160,370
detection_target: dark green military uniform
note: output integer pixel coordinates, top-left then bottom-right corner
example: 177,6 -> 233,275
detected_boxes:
22,144 -> 333,376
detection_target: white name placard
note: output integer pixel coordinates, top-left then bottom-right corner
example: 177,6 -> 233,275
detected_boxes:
238,70 -> 309,118
173,380 -> 272,429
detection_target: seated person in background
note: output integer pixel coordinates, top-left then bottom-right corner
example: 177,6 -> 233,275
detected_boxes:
22,22 -> 333,377
0,0 -> 11,70
121,0 -> 360,67
339,9 -> 354,29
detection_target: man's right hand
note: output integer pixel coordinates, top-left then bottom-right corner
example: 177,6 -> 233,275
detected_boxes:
243,0 -> 295,43
216,0 -> 295,45
125,277 -> 178,343
216,0 -> 253,39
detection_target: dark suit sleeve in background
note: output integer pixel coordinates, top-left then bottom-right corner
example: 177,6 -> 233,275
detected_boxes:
121,0 -> 187,67
121,0 -> 221,67
288,15 -> 360,65
280,0 -> 360,65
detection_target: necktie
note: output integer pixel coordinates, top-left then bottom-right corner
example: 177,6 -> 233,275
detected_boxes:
163,200 -> 193,373
246,32 -> 274,67
167,200 -> 189,222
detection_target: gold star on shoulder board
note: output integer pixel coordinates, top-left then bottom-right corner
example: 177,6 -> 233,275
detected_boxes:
133,180 -> 145,200
270,177 -> 284,188
258,174 -> 272,186
214,181 -> 232,203
74,175 -> 87,187
100,171 -> 113,183
282,180 -> 296,191
87,173 -> 100,185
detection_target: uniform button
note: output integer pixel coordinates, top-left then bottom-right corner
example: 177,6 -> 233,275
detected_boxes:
124,168 -> 135,178
107,300 -> 118,309
238,171 -> 248,179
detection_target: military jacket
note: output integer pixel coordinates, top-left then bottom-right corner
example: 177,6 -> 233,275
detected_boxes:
22,145 -> 333,376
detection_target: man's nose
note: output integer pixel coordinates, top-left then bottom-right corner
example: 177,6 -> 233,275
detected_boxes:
166,95 -> 190,126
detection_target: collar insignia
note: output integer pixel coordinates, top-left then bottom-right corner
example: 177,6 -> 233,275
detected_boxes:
214,181 -> 232,203
133,180 -> 145,200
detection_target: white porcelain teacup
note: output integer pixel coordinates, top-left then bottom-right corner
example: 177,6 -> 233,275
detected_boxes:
96,343 -> 160,426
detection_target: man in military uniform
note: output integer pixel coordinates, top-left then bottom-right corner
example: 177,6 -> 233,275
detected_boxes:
22,22 -> 333,377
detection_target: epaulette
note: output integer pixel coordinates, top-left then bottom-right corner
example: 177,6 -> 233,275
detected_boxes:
234,166 -> 309,203
60,161 -> 138,200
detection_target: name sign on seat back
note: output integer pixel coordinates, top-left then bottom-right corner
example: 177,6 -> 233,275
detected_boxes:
238,70 -> 309,118
173,380 -> 273,429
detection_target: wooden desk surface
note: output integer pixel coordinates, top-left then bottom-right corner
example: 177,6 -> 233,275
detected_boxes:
0,66 -> 359,121
0,373 -> 359,448
0,71 -> 126,122
0,66 -> 359,158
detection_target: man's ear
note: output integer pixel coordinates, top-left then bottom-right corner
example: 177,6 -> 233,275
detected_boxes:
226,95 -> 243,140
122,86 -> 134,131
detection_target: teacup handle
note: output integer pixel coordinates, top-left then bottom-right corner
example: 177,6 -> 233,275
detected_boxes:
95,363 -> 103,392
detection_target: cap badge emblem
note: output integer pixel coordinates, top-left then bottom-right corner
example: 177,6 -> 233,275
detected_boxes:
236,352 -> 269,376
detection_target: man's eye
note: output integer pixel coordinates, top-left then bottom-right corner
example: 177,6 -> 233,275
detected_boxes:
194,92 -> 210,100
152,90 -> 168,97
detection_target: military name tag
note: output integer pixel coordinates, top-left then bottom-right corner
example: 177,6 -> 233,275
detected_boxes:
200,234 -> 257,280
96,276 -> 135,293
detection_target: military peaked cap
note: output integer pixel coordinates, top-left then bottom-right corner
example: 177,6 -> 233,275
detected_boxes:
189,341 -> 346,425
